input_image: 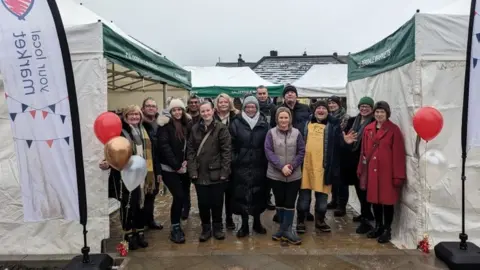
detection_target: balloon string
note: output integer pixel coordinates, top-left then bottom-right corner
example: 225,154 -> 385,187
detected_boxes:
423,141 -> 432,243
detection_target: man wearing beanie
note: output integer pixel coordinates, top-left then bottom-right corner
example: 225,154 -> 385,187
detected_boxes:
270,84 -> 313,223
341,96 -> 375,235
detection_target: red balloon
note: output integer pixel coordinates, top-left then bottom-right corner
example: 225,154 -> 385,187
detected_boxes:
94,112 -> 122,144
413,107 -> 444,141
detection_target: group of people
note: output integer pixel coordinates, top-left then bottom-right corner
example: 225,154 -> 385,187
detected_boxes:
100,84 -> 407,251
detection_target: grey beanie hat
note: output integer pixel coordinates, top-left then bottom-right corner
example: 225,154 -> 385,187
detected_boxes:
242,95 -> 259,111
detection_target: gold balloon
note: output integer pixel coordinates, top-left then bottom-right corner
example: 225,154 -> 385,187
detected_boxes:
104,136 -> 132,171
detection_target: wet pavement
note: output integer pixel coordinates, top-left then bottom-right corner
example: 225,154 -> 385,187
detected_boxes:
107,189 -> 448,269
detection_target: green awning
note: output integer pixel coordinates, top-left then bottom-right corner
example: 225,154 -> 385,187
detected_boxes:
348,17 -> 415,82
103,25 -> 191,89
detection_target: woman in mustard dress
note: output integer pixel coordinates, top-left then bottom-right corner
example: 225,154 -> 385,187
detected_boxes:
296,101 -> 342,233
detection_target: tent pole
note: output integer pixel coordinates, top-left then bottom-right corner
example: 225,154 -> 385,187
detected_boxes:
162,83 -> 168,109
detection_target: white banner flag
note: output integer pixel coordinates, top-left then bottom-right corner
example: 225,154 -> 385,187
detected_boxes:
467,1 -> 480,150
0,0 -> 79,221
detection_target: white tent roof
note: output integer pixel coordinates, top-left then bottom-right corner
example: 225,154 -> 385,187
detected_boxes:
429,0 -> 470,15
184,66 -> 277,88
292,64 -> 347,97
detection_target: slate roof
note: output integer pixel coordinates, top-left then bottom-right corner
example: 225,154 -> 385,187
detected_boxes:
216,62 -> 257,68
252,54 -> 347,84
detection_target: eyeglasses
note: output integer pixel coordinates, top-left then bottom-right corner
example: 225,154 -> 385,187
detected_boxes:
144,105 -> 157,108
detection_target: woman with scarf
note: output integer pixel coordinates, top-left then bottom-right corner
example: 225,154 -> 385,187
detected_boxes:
213,93 -> 239,230
297,101 -> 341,233
357,101 -> 406,244
229,96 -> 270,237
265,107 -> 305,245
156,99 -> 192,244
187,101 -> 232,242
100,105 -> 159,250
341,97 -> 376,234
326,96 -> 350,217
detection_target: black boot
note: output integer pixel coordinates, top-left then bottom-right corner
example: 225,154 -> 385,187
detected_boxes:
334,205 -> 347,217
169,224 -> 186,244
236,215 -> 249,238
296,212 -> 306,234
136,230 -> 148,248
366,224 -> 384,239
226,216 -> 235,230
199,224 -> 212,242
253,215 -> 267,234
124,232 -> 139,251
213,223 -> 225,240
356,217 -> 373,234
377,228 -> 392,243
147,221 -> 164,230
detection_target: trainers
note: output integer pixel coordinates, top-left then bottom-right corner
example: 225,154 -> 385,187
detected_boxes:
316,222 -> 331,233
169,225 -> 186,244
199,224 -> 212,242
296,222 -> 306,234
213,223 -> 225,240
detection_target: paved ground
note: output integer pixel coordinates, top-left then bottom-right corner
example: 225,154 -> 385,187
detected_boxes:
106,189 -> 448,269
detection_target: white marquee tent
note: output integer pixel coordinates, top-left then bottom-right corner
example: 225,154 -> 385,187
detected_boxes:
0,0 -> 189,255
184,66 -> 284,97
346,1 -> 480,249
292,64 -> 347,97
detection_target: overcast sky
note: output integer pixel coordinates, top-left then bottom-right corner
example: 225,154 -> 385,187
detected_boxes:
76,0 -> 456,66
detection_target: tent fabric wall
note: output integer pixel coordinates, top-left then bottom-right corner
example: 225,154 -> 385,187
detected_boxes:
107,88 -> 189,111
346,13 -> 480,249
292,64 -> 347,98
0,23 -> 108,254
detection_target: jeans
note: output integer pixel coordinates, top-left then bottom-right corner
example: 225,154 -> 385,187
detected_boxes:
270,179 -> 301,209
162,171 -> 190,225
331,181 -> 349,207
196,182 -> 227,225
297,190 -> 329,219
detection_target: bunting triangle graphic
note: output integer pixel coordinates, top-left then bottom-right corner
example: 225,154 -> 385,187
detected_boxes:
42,111 -> 48,119
46,140 -> 53,148
21,104 -> 28,112
475,58 -> 478,68
60,115 -> 66,123
49,104 -> 56,113
10,113 -> 17,121
29,110 -> 36,118
26,140 -> 33,148
64,137 -> 70,145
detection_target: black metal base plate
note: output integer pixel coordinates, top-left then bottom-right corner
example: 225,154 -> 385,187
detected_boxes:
434,242 -> 480,270
64,254 -> 114,270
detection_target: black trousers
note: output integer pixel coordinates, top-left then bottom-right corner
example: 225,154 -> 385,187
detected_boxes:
120,186 -> 146,231
196,182 -> 227,225
270,179 -> 301,209
162,171 -> 191,225
354,180 -> 373,218
331,181 -> 349,207
373,204 -> 394,228
224,181 -> 234,219
143,178 -> 160,225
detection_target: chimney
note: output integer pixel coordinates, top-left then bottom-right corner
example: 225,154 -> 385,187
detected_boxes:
303,51 -> 307,56
333,52 -> 338,58
270,50 -> 278,57
238,54 -> 245,66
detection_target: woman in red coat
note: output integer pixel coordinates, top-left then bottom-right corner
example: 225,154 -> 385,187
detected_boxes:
357,101 -> 406,244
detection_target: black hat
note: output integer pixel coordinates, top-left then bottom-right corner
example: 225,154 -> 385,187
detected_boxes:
373,101 -> 391,118
313,100 -> 328,111
282,84 -> 298,97
328,96 -> 342,107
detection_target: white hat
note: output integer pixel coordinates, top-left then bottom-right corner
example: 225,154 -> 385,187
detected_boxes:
168,98 -> 186,111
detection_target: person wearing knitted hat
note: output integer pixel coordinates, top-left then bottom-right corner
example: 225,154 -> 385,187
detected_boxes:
340,96 -> 376,234
325,96 -> 351,218
296,100 -> 342,234
156,98 -> 193,244
229,95 -> 270,238
269,84 -> 313,223
355,100 -> 406,244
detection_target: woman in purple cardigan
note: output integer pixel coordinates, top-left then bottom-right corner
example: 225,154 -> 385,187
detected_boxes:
264,107 -> 306,245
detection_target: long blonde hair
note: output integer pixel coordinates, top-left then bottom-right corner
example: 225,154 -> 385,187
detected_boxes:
214,93 -> 239,114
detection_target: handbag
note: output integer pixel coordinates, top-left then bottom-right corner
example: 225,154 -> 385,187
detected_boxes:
359,141 -> 379,190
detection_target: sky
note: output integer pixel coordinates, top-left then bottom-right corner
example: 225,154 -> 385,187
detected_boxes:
76,0 -> 458,66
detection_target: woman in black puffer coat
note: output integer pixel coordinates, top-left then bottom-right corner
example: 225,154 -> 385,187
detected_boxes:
229,96 -> 270,238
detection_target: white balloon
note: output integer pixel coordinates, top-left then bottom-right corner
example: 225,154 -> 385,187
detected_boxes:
420,149 -> 449,182
121,155 -> 148,192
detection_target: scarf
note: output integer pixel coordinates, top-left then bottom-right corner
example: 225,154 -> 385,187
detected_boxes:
351,114 -> 373,152
242,111 -> 260,130
331,107 -> 348,130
